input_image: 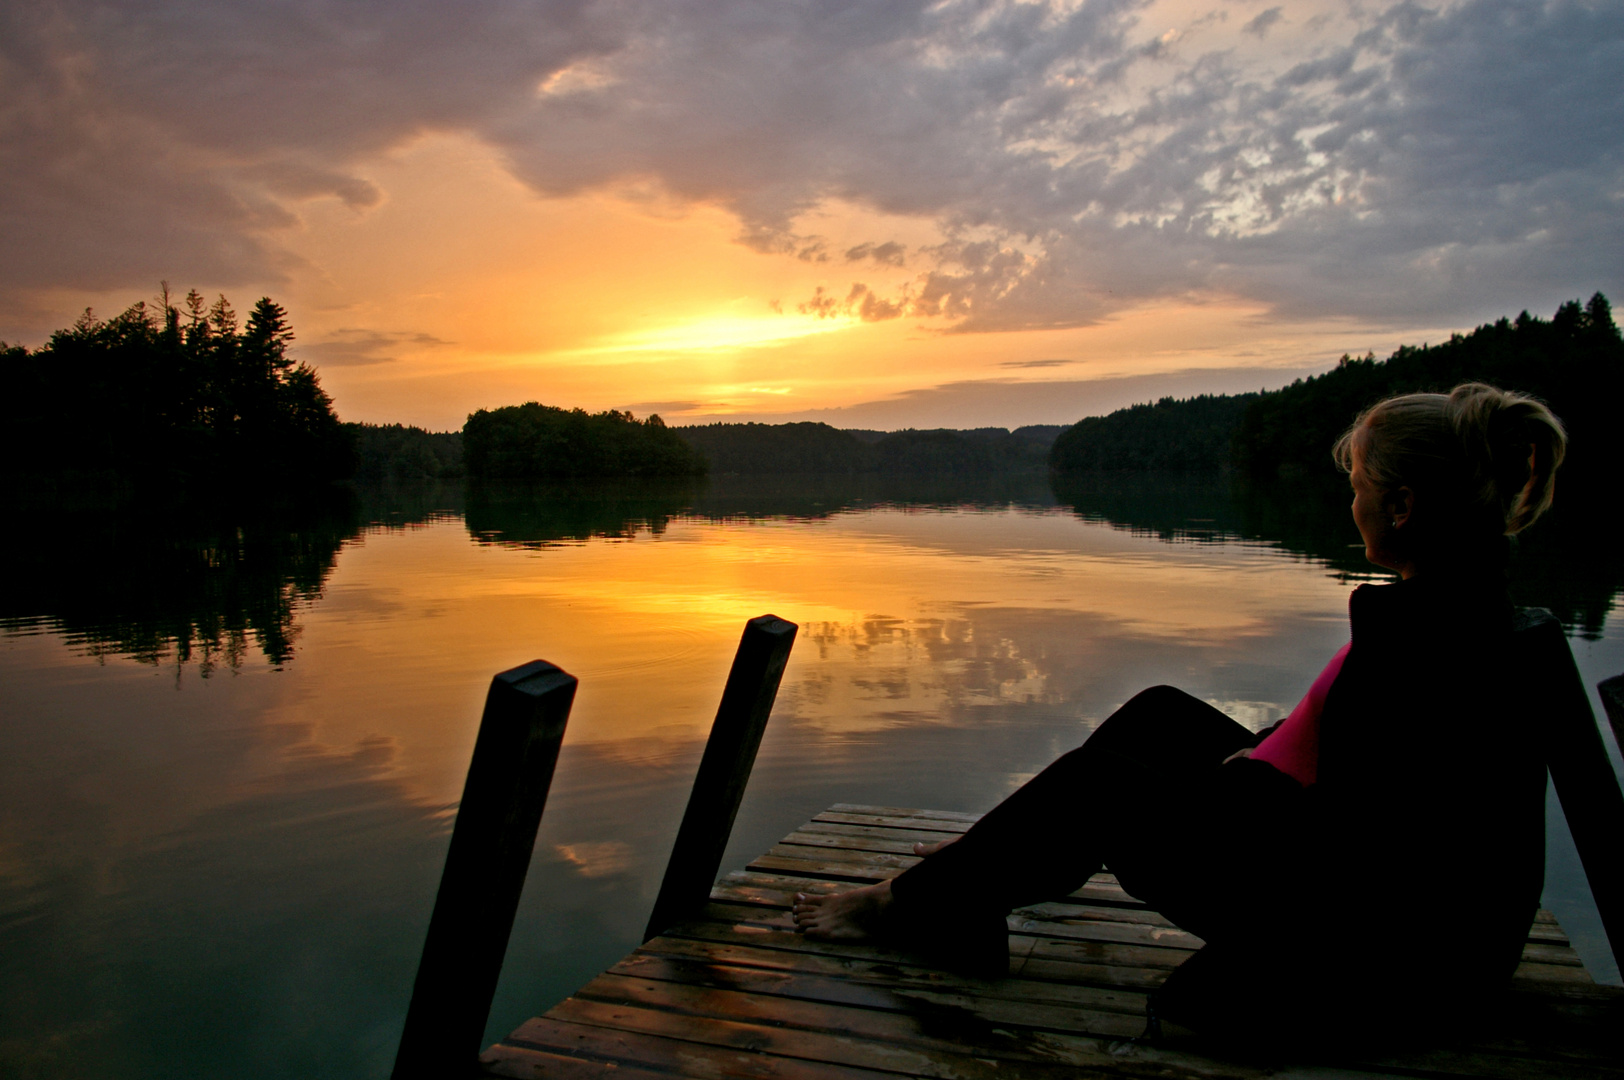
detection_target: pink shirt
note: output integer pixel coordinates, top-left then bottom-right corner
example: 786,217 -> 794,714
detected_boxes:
1250,643 -> 1351,786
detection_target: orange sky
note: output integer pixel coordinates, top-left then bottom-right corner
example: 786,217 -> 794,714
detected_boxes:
39,131 -> 1415,432
67,133 -> 1441,432
7,0 -> 1618,432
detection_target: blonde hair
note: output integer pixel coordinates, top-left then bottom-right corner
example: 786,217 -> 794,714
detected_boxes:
1332,383 -> 1567,537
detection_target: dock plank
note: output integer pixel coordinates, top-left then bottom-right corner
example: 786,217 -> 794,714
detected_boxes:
485,804 -> 1623,1080
657,915 -> 1191,989
630,935 -> 1170,1012
607,952 -> 1153,1022
513,1000 -> 1258,1080
497,1015 -> 909,1080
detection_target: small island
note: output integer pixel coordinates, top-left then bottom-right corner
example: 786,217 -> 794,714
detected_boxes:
463,403 -> 707,478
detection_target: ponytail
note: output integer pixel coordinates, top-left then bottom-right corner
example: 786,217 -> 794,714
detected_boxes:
1332,382 -> 1567,538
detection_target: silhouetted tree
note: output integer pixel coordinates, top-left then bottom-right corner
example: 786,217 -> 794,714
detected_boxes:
1,287 -> 353,492
1233,292 -> 1623,480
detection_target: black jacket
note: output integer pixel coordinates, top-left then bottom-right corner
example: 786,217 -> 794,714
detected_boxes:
1313,576 -> 1546,979
1154,576 -> 1549,1044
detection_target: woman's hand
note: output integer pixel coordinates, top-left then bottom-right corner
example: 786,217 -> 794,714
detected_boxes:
1222,747 -> 1253,764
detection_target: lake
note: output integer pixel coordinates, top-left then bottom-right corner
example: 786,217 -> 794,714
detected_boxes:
2,473 -> 1620,1079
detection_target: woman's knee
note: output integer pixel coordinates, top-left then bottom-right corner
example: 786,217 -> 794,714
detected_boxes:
1090,685 -> 1247,758
1094,685 -> 1202,739
1125,684 -> 1198,713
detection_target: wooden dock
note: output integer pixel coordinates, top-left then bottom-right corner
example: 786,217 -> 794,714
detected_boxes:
479,804 -> 1624,1080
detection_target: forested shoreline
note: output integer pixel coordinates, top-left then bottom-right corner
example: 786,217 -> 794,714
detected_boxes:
1052,294 -> 1622,481
676,423 -> 1064,475
7,290 -> 1617,491
3,289 -> 351,494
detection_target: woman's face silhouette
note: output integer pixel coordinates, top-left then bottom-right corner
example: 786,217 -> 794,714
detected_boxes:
1350,446 -> 1417,578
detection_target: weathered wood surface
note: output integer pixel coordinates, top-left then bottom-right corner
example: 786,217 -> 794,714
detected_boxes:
645,615 -> 798,942
484,804 -> 1624,1080
395,660 -> 578,1079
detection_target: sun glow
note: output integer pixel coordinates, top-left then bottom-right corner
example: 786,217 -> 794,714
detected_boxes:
237,133 -> 1383,430
576,313 -> 852,356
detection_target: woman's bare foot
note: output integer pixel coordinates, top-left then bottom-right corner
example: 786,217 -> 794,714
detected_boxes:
912,835 -> 960,857
792,880 -> 894,940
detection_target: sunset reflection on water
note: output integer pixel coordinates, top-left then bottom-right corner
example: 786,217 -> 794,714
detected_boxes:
1,490 -> 1619,1080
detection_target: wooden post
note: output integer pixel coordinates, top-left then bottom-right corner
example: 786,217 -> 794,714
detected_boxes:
1529,616 -> 1624,974
392,660 -> 577,1080
1599,673 -> 1624,751
644,614 -> 798,942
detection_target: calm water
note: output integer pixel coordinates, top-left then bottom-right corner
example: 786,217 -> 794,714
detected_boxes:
3,475 -> 1621,1079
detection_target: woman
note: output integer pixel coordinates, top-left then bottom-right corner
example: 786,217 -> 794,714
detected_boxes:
792,382 -> 1568,1043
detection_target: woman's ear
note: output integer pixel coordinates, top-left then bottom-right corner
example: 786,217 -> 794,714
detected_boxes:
1385,486 -> 1416,528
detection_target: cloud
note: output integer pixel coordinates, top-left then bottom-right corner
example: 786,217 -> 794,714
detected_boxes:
1244,7 -> 1284,38
0,0 -> 611,311
685,366 -> 1329,430
504,0 -> 1622,330
300,329 -> 451,367
999,358 -> 1080,369
798,283 -> 904,322
845,241 -> 907,267
616,400 -> 708,416
3,0 -> 1621,338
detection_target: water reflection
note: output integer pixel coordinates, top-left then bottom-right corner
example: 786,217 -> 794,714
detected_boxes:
0,487 -> 464,675
689,473 -> 1059,519
15,472 -> 1611,676
465,479 -> 698,547
1052,471 -> 1624,639
0,475 -> 1619,1080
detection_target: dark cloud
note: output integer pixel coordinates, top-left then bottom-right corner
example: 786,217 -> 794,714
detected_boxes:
3,0 -> 1620,338
999,358 -> 1079,369
845,241 -> 907,266
0,0 -> 610,324
616,401 -> 707,416
1244,8 -> 1285,38
300,330 -> 451,367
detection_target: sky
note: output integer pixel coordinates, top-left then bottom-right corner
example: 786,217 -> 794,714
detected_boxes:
3,0 -> 1620,432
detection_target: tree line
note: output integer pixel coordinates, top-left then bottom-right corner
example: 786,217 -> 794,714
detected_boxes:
0,289 -> 1067,488
3,287 -> 351,491
17,287 -> 1612,489
1051,294 -> 1623,481
349,422 -> 465,481
456,414 -> 1066,478
463,403 -> 707,478
676,423 -> 1063,475
1049,395 -> 1256,471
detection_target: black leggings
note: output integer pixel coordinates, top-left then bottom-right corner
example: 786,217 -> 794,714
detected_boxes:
889,685 -> 1305,943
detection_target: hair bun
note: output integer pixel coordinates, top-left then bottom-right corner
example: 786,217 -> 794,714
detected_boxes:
1335,382 -> 1567,538
1447,384 -> 1567,535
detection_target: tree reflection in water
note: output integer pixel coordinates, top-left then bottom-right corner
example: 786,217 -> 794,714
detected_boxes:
0,484 -> 449,674
5,471 -> 1615,673
1051,471 -> 1624,640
